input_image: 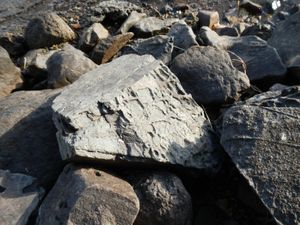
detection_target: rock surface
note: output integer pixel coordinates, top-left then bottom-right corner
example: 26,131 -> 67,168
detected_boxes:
220,87 -> 300,225
37,164 -> 140,225
197,10 -> 219,29
0,89 -> 64,189
170,46 -> 250,105
52,54 -> 220,169
24,12 -> 76,49
132,172 -> 193,225
118,11 -> 147,34
0,170 -> 44,225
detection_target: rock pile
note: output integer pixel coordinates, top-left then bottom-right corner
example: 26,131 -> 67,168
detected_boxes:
0,0 -> 299,225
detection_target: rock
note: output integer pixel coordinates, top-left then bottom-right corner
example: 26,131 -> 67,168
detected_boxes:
47,44 -> 98,88
122,35 -> 174,65
239,0 -> 263,15
228,51 -> 247,74
52,54 -> 220,170
241,24 -> 272,40
0,170 -> 44,225
0,33 -> 27,57
216,27 -> 239,37
287,55 -> 300,84
0,46 -> 23,97
268,83 -> 289,92
132,172 -> 192,225
117,11 -> 147,34
90,32 -> 134,64
24,13 -> 76,49
132,17 -> 179,38
0,89 -> 64,189
197,10 -> 219,29
220,87 -> 300,225
170,46 -> 250,105
37,164 -> 139,225
79,23 -> 109,52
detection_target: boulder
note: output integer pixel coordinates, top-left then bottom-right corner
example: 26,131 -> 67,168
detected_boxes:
239,0 -> 263,15
90,32 -> 134,64
0,89 -> 64,189
0,170 -> 44,225
132,172 -> 193,225
122,35 -> 174,65
47,44 -> 98,88
0,46 -> 23,98
37,164 -> 139,225
117,11 -> 147,34
24,13 -> 76,49
170,46 -> 250,105
220,87 -> 300,225
52,54 -> 220,170
197,10 -> 219,29
216,27 -> 239,37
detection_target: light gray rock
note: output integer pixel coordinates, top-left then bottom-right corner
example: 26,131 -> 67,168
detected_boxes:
52,54 -> 220,170
122,35 -> 174,65
0,89 -> 64,189
220,87 -> 300,225
170,46 -> 250,105
0,170 -> 44,225
197,10 -> 219,29
24,13 -> 76,49
132,172 -> 192,225
118,11 -> 147,34
37,164 -> 139,225
47,44 -> 98,88
0,46 -> 23,98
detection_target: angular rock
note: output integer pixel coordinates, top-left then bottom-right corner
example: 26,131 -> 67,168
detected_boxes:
47,45 -> 98,88
37,164 -> 139,225
287,55 -> 300,84
0,90 -> 64,189
132,172 -> 192,225
52,54 -> 220,170
228,51 -> 247,74
197,10 -> 219,29
79,23 -> 109,52
241,24 -> 272,40
118,11 -> 147,34
170,46 -> 250,105
239,0 -> 263,15
216,26 -> 239,37
0,170 -> 44,225
24,13 -> 76,49
0,33 -> 27,57
122,35 -> 174,65
0,46 -> 22,97
220,87 -> 300,225
90,32 -> 134,64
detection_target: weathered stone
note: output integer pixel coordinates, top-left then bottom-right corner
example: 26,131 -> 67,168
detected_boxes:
239,0 -> 263,15
132,172 -> 192,225
241,24 -> 272,40
37,164 -> 139,225
47,44 -> 98,88
90,32 -> 134,64
0,90 -> 64,189
0,46 -> 22,97
79,23 -> 109,52
0,33 -> 26,57
0,170 -> 44,225
170,46 -> 250,105
216,26 -> 239,37
117,11 -> 147,34
24,13 -> 76,49
269,83 -> 289,92
287,55 -> 300,84
52,54 -> 220,170
220,87 -> 300,225
228,51 -> 247,74
122,35 -> 174,65
197,10 -> 219,29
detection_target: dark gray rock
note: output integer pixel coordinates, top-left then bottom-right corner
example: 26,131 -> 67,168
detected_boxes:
216,26 -> 239,37
287,55 -> 300,84
0,89 -> 64,189
37,164 -> 139,225
132,172 -> 192,225
239,0 -> 263,15
197,10 -> 219,29
220,87 -> 300,225
52,54 -> 220,170
24,13 -> 76,49
0,170 -> 44,225
170,46 -> 250,105
241,24 -> 272,40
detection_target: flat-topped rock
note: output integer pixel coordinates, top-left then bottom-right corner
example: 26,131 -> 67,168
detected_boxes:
52,54 -> 220,170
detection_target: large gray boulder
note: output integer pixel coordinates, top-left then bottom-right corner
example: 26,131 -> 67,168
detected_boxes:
37,164 -> 140,225
170,46 -> 250,105
0,89 -> 64,189
220,87 -> 300,225
52,54 -> 220,170
0,170 -> 44,225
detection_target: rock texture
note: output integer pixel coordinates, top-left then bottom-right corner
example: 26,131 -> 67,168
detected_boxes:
37,164 -> 140,225
0,46 -> 23,97
170,46 -> 250,105
118,11 -> 147,34
132,172 -> 193,225
0,90 -> 64,189
0,170 -> 44,225
220,87 -> 300,225
24,13 -> 76,49
197,10 -> 219,29
52,54 -> 220,169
